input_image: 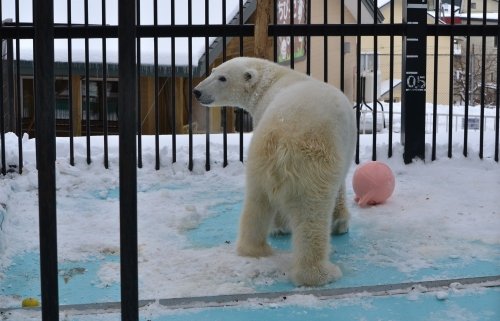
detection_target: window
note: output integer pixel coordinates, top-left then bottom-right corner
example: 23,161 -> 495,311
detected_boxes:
21,78 -> 34,118
360,52 -> 379,73
22,77 -> 73,120
81,80 -> 119,121
55,79 -> 70,119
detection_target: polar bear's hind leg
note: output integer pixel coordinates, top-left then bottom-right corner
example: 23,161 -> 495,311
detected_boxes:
288,199 -> 342,286
236,187 -> 275,257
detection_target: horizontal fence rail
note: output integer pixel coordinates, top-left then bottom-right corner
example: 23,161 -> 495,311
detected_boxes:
2,23 -> 500,39
0,0 -> 499,320
0,1 -> 498,174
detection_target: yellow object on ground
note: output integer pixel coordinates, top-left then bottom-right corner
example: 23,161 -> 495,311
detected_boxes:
21,297 -> 40,308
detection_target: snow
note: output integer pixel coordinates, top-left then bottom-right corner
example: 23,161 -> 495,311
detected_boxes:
1,0 -> 248,65
377,0 -> 391,9
0,102 -> 499,317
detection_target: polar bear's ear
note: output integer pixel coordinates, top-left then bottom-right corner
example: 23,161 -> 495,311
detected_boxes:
243,69 -> 258,84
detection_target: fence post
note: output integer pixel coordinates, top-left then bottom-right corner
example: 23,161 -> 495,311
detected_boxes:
401,0 -> 427,163
6,37 -> 14,134
118,1 -> 139,321
33,0 -> 60,320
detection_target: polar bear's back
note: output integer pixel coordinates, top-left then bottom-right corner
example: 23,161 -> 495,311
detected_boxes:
248,76 -> 356,201
257,77 -> 355,152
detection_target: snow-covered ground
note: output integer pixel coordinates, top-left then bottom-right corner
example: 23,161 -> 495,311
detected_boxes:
0,103 -> 499,319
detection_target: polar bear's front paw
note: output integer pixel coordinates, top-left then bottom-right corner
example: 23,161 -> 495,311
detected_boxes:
291,262 -> 342,286
237,242 -> 273,258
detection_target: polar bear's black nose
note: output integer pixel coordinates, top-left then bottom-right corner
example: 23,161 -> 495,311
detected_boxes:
193,89 -> 201,99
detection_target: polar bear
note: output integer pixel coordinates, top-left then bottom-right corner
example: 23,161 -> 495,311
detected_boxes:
193,57 -> 356,286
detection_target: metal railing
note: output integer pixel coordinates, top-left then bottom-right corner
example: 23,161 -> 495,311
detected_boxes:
0,1 -> 499,320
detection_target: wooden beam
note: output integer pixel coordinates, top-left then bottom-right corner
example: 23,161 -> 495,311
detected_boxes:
175,77 -> 186,134
71,76 -> 82,136
139,76 -> 155,135
254,0 -> 273,59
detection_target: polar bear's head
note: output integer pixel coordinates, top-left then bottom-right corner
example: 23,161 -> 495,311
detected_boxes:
193,57 -> 260,109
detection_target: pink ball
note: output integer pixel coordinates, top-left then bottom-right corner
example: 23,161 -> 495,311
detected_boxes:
352,161 -> 395,207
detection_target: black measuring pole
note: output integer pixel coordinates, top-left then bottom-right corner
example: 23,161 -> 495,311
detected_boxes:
401,0 -> 427,164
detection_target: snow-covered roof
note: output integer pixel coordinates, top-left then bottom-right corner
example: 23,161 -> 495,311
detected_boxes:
456,12 -> 499,21
346,0 -> 385,23
377,0 -> 391,9
2,0 -> 252,69
433,2 -> 498,22
2,0 -> 383,74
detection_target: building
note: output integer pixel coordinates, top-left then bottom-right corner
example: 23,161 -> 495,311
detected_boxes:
454,0 -> 499,106
3,0 -> 257,136
2,0 -> 382,137
361,0 -> 453,105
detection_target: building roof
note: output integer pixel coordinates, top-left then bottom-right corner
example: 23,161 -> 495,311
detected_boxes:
3,0 -> 383,77
347,0 -> 385,23
3,0 -> 252,76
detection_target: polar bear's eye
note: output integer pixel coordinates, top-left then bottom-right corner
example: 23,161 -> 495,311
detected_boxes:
218,76 -> 227,82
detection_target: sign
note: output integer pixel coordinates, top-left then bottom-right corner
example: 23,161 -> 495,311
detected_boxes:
277,0 -> 306,64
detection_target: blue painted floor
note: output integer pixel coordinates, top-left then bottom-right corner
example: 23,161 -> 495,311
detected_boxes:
1,185 -> 499,320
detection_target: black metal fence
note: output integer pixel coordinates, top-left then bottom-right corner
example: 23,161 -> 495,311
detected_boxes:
0,0 -> 499,320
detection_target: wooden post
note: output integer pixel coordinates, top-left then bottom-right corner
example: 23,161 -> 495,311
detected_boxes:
71,76 -> 82,136
139,76 -> 155,134
254,0 -> 273,59
175,77 -> 185,133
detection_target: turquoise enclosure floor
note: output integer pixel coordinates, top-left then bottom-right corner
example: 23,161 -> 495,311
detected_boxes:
1,187 -> 499,320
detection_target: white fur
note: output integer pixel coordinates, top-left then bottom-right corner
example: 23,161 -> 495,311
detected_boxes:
194,57 -> 357,286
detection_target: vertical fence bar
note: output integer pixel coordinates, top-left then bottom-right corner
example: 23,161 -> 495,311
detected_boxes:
118,1 -> 139,320
355,0 -> 361,164
7,38 -> 14,137
154,0 -> 160,170
372,0 -> 378,161
15,0 -> 22,173
33,0 -> 59,319
323,0 -> 327,82
1,33 -> 5,175
84,0 -> 91,164
188,0 -> 194,171
447,0 -> 455,158
102,0 -> 109,169
340,0 -> 344,91
239,0 -> 244,163
171,0 -> 177,164
496,0 -> 500,162
204,0 -> 211,171
388,0 -> 394,158
479,1 -> 487,159
136,0 -> 143,168
273,0 -> 277,62
289,0 -> 294,69
463,0 -> 471,158
67,0 -> 75,166
306,0 -> 311,75
432,3 -> 439,161
222,0 -> 228,167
